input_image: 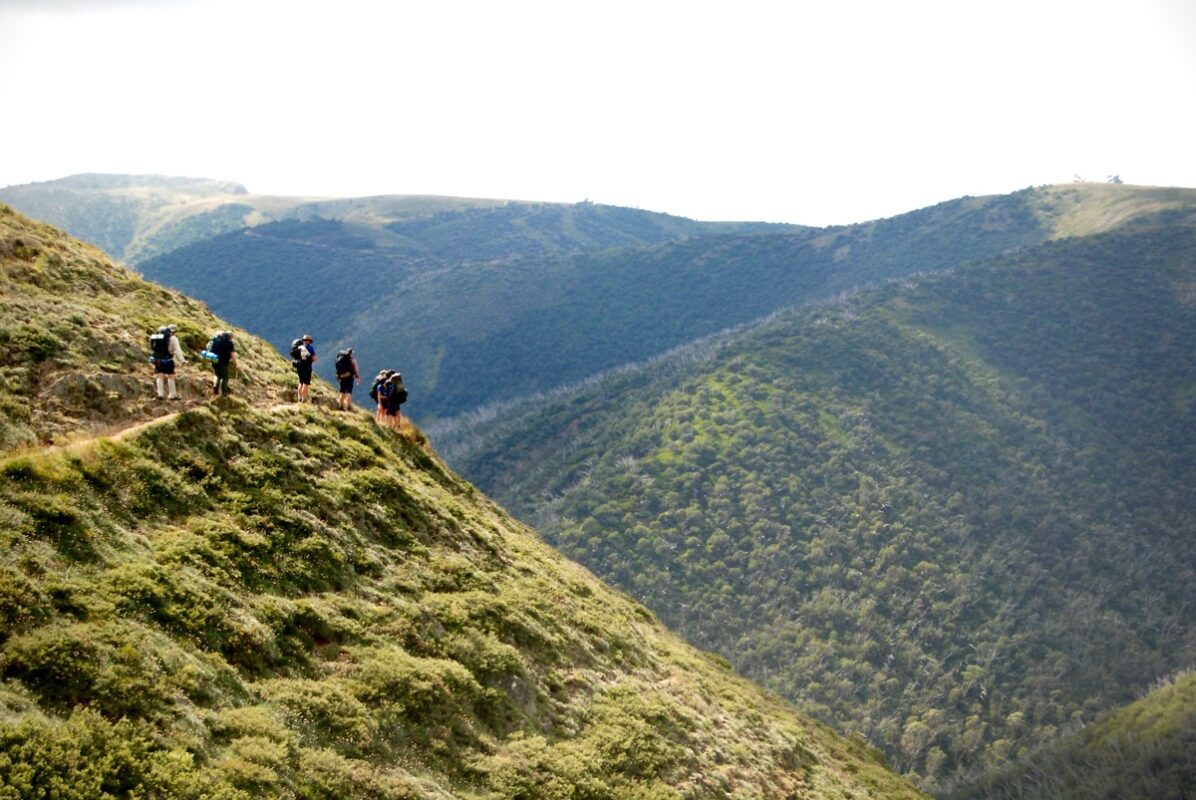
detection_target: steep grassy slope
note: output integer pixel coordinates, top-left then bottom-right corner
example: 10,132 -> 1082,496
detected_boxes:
0,206 -> 924,799
446,223 -> 1196,789
944,669 -> 1196,800
0,204 -> 301,450
141,189 -> 1049,421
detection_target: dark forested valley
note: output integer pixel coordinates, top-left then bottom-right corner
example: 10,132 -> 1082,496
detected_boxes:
447,221 -> 1196,791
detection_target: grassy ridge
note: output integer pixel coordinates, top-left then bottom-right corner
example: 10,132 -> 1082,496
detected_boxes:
0,205 -> 924,798
448,223 -> 1196,789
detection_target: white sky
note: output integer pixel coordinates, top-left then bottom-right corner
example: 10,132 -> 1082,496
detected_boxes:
0,0 -> 1193,225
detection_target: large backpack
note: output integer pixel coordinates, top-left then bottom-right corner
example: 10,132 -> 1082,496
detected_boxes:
369,379 -> 382,402
335,350 -> 354,377
149,328 -> 172,359
289,339 -> 305,362
391,375 -> 408,405
206,331 -> 231,360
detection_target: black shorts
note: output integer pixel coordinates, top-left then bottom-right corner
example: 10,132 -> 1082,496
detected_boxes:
154,358 -> 175,375
338,376 -> 354,393
296,362 -> 313,385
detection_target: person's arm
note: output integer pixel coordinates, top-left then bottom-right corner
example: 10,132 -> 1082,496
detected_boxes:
170,334 -> 186,363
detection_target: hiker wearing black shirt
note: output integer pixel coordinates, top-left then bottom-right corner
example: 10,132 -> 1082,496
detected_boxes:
335,348 -> 360,411
208,331 -> 237,396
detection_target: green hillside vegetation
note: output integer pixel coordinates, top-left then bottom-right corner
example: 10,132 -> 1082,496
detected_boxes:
944,669 -> 1196,800
446,222 -> 1196,790
0,206 -> 925,799
140,189 -> 1052,422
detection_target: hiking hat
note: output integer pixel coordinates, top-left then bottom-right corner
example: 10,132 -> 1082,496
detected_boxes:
302,335 -> 313,342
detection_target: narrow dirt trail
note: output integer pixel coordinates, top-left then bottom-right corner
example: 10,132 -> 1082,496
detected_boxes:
2,398 -> 420,468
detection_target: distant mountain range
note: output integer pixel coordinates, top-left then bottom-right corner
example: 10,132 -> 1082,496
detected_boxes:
7,176 -> 1194,429
0,173 -> 514,263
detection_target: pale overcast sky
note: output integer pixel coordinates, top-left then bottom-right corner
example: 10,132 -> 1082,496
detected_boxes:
0,0 -> 1193,225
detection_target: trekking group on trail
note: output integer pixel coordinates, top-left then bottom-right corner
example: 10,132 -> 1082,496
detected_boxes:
150,326 -> 405,425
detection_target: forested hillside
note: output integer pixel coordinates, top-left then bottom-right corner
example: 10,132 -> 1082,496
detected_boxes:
140,189 -> 1051,421
447,221 -> 1196,790
0,204 -> 926,798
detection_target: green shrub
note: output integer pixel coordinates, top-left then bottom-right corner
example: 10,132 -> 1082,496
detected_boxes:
259,679 -> 376,754
1,622 -> 196,719
5,491 -> 94,560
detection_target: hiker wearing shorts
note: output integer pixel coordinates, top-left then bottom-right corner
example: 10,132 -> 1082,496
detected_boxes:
293,334 -> 316,403
335,348 -> 360,411
149,324 -> 187,400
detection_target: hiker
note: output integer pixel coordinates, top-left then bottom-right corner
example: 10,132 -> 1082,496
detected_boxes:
208,330 -> 237,396
373,369 -> 395,423
334,347 -> 360,410
290,334 -> 317,403
369,370 -> 393,422
384,371 -> 408,429
149,324 -> 187,400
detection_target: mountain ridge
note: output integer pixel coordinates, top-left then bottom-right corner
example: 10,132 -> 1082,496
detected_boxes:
0,173 -> 784,266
